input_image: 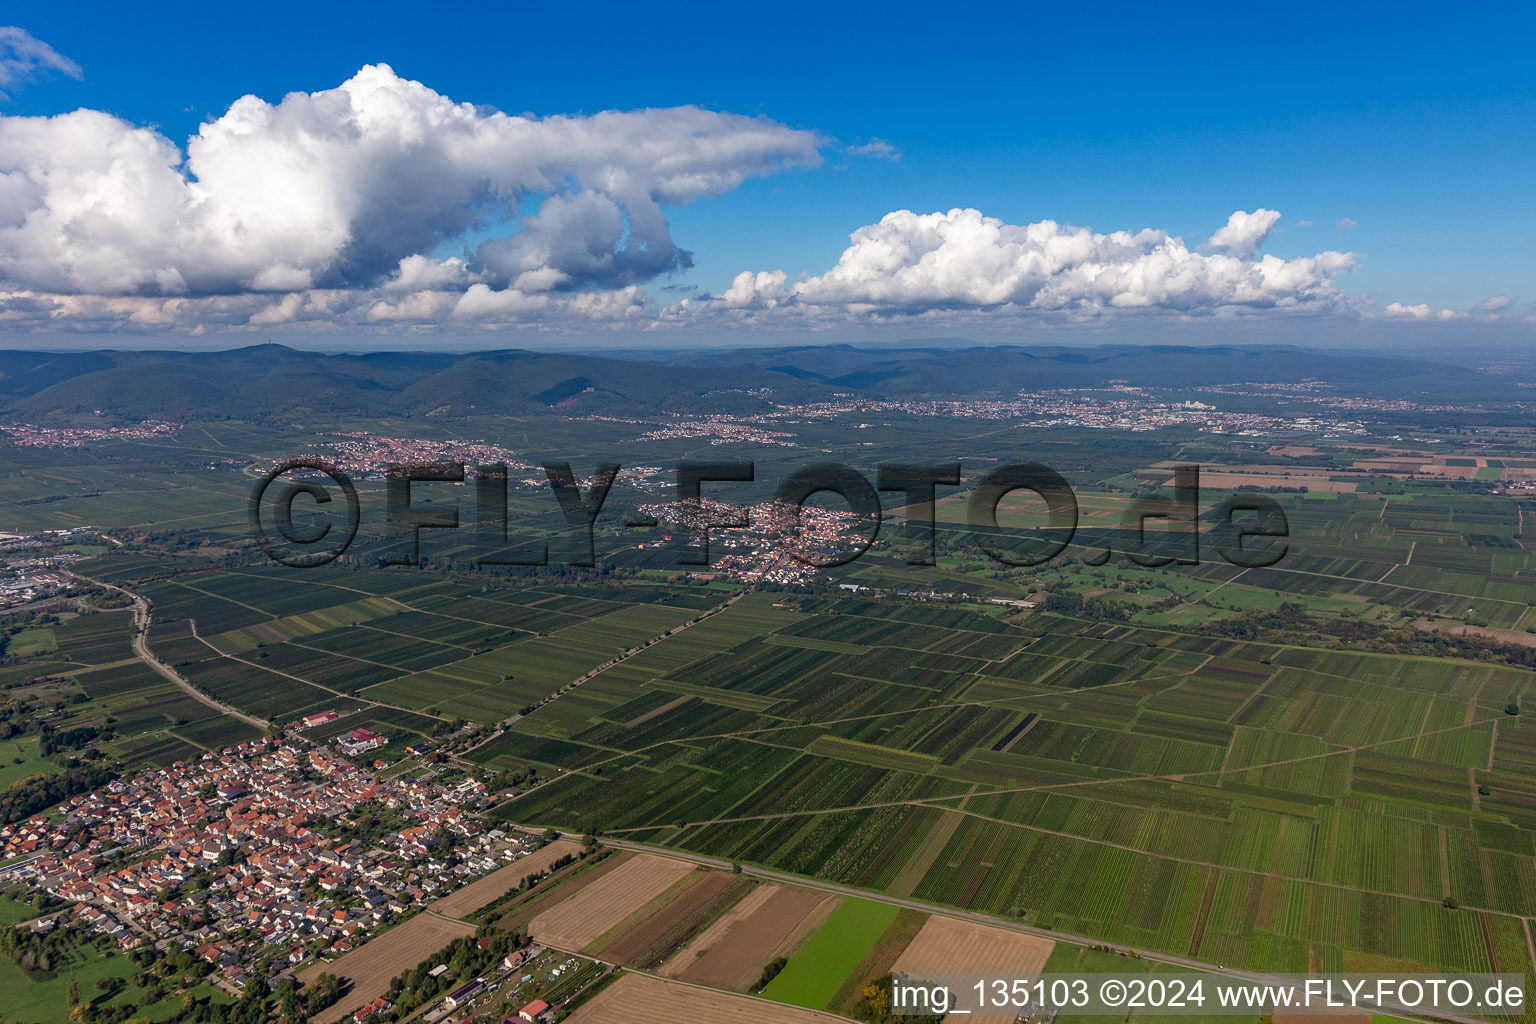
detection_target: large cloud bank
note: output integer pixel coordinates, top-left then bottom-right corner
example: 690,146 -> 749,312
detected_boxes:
0,63 -> 819,328
0,60 -> 1474,333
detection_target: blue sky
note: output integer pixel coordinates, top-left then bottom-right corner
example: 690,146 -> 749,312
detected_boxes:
0,1 -> 1532,345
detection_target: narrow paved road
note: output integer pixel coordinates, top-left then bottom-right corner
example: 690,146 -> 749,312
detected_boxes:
68,572 -> 270,730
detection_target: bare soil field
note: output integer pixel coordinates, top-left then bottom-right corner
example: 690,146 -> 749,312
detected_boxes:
530,853 -> 697,951
500,849 -> 635,933
1432,465 -> 1481,479
430,839 -> 582,918
660,882 -> 780,978
299,913 -> 474,1024
676,885 -> 836,990
1351,459 -> 1429,473
1411,618 -> 1536,649
564,971 -> 843,1024
1194,470 -> 1357,493
593,871 -> 745,964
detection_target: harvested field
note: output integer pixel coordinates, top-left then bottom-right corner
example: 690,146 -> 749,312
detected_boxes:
498,850 -> 635,934
530,853 -> 697,951
299,913 -> 474,1024
892,914 -> 1054,977
564,971 -> 842,1024
430,839 -> 581,918
1194,470 -> 1357,493
891,916 -> 1055,1024
675,884 -> 833,989
594,872 -> 753,967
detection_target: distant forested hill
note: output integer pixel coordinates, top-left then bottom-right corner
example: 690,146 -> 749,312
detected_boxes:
0,342 -> 1485,422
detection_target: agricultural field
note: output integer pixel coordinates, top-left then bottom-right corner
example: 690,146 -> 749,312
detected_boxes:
588,871 -> 755,968
528,853 -> 698,950
429,839 -> 583,918
0,735 -> 57,789
564,972 -> 839,1024
297,913 -> 476,1024
0,599 -> 266,770
891,914 -> 1055,978
762,898 -> 902,1009
891,917 -> 1055,1024
667,884 -> 835,989
523,846 -> 1152,1023
469,578 -> 1536,987
7,413 -> 1536,1021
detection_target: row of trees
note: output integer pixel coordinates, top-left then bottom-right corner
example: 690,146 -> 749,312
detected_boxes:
1202,600 -> 1536,670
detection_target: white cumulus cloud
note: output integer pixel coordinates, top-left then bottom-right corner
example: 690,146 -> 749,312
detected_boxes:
1207,208 -> 1281,259
0,63 -> 821,300
1383,302 -> 1458,321
697,208 -> 1356,323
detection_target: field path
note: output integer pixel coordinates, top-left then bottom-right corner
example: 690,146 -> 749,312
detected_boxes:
67,572 -> 270,730
495,589 -> 746,728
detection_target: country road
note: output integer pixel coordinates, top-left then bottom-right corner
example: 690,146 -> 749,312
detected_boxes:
68,572 -> 271,730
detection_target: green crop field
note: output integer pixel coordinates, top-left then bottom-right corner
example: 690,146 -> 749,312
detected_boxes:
763,898 -> 901,1008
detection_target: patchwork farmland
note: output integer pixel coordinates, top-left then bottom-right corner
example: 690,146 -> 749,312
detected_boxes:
10,414 -> 1536,1024
50,525 -> 1536,993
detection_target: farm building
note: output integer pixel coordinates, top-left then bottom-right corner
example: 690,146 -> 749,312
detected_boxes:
338,727 -> 389,755
444,979 -> 484,1009
517,1000 -> 552,1023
